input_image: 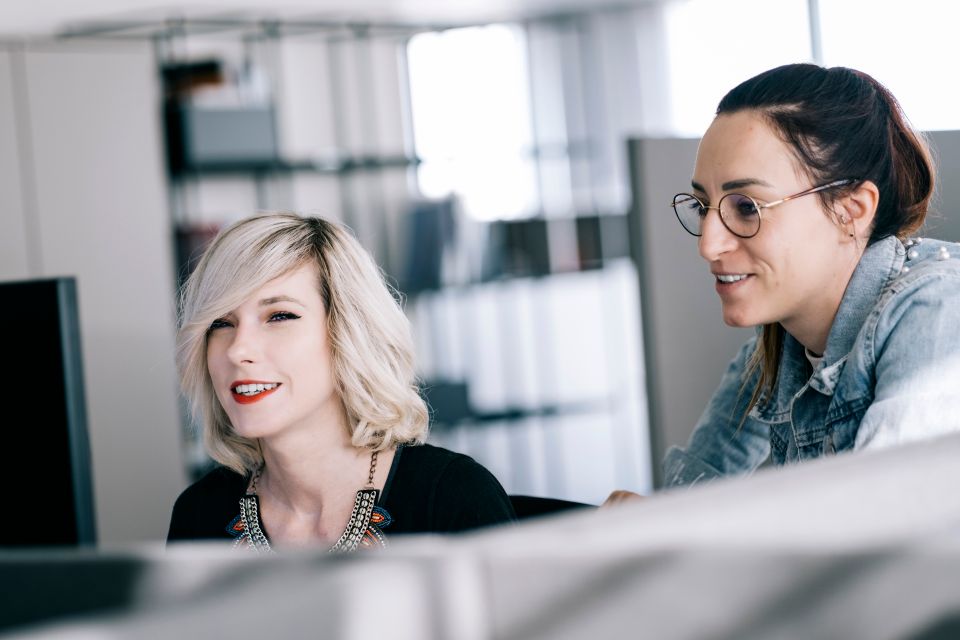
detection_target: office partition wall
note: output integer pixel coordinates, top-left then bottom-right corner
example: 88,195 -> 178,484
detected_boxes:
627,137 -> 754,485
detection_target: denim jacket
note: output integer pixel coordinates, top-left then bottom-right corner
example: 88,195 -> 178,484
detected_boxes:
663,235 -> 960,488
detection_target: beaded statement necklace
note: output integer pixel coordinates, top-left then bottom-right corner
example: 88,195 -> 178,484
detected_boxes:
232,450 -> 391,553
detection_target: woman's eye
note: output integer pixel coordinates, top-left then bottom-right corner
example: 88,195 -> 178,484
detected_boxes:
684,199 -> 707,217
208,318 -> 232,331
729,195 -> 760,218
269,311 -> 301,322
738,202 -> 759,216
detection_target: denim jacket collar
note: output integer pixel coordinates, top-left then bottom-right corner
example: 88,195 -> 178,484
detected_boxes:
753,236 -> 904,421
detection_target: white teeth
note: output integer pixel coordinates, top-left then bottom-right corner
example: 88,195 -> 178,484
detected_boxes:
717,274 -> 749,283
233,383 -> 278,396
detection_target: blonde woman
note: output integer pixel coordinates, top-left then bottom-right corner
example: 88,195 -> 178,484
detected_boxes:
168,213 -> 515,550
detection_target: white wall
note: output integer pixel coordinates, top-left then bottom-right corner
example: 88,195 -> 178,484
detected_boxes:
0,41 -> 185,544
0,48 -> 31,279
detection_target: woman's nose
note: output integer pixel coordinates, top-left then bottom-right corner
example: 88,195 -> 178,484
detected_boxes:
698,208 -> 738,262
226,325 -> 259,364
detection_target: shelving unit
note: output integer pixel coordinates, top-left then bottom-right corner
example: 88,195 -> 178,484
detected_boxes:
63,11 -> 654,501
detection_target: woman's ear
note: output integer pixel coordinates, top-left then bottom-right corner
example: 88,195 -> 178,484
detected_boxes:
836,180 -> 880,239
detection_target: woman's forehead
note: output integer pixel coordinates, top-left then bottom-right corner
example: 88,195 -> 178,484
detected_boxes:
694,111 -> 799,190
253,263 -> 320,297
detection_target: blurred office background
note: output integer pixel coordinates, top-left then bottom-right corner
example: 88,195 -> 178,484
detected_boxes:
3,0 -> 960,546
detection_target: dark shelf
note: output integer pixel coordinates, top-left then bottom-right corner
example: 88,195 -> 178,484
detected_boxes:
398,212 -> 631,296
429,399 -> 613,431
422,380 -> 611,430
169,154 -> 421,179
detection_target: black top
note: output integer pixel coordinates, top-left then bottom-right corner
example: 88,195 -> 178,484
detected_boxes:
167,443 -> 516,543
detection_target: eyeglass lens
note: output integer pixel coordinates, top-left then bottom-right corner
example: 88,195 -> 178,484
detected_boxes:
672,193 -> 761,238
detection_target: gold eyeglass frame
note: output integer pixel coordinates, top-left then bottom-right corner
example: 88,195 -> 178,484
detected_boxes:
672,178 -> 858,239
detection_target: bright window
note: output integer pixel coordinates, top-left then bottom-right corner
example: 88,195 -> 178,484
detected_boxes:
819,0 -> 960,131
407,25 -> 538,220
663,0 -> 812,137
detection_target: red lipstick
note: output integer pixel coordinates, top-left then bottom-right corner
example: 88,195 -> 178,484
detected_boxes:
230,379 -> 281,405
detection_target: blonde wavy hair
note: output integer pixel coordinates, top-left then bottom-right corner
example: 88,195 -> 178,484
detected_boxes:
177,213 -> 428,474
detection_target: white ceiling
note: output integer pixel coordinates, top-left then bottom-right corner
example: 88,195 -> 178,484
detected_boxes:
1,0 -> 647,36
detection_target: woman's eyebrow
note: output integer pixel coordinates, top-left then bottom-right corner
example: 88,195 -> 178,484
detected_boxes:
721,178 -> 772,190
258,295 -> 305,307
691,178 -> 774,193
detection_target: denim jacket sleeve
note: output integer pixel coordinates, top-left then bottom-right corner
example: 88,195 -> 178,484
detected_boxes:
662,336 -> 771,488
854,266 -> 960,450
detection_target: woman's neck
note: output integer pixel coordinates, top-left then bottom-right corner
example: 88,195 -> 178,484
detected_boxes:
257,403 -> 366,516
782,245 -> 863,357
784,315 -> 832,358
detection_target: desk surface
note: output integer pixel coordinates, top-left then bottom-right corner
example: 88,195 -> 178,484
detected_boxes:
5,433 -> 960,639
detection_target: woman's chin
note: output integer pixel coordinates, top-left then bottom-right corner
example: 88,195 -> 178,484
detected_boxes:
228,420 -> 277,441
721,308 -> 758,328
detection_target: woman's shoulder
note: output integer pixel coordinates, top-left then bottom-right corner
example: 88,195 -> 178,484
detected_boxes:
396,443 -> 496,484
846,237 -> 960,374
398,441 -> 467,464
874,238 -> 960,320
168,466 -> 247,542
174,466 -> 247,505
888,238 -> 960,288
847,237 -> 960,338
388,443 -> 516,532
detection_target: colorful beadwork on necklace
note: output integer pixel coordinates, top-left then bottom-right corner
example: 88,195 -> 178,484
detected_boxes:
229,450 -> 389,553
227,488 -> 392,553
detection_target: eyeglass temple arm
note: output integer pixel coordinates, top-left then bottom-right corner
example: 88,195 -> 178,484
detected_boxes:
763,179 -> 857,209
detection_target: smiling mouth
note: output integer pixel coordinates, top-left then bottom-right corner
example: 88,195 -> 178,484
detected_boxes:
231,382 -> 281,404
233,382 -> 279,396
715,274 -> 750,283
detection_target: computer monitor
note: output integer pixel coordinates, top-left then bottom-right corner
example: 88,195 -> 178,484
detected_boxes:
0,277 -> 96,546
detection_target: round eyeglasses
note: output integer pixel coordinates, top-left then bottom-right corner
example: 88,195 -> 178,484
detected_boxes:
672,179 -> 857,239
